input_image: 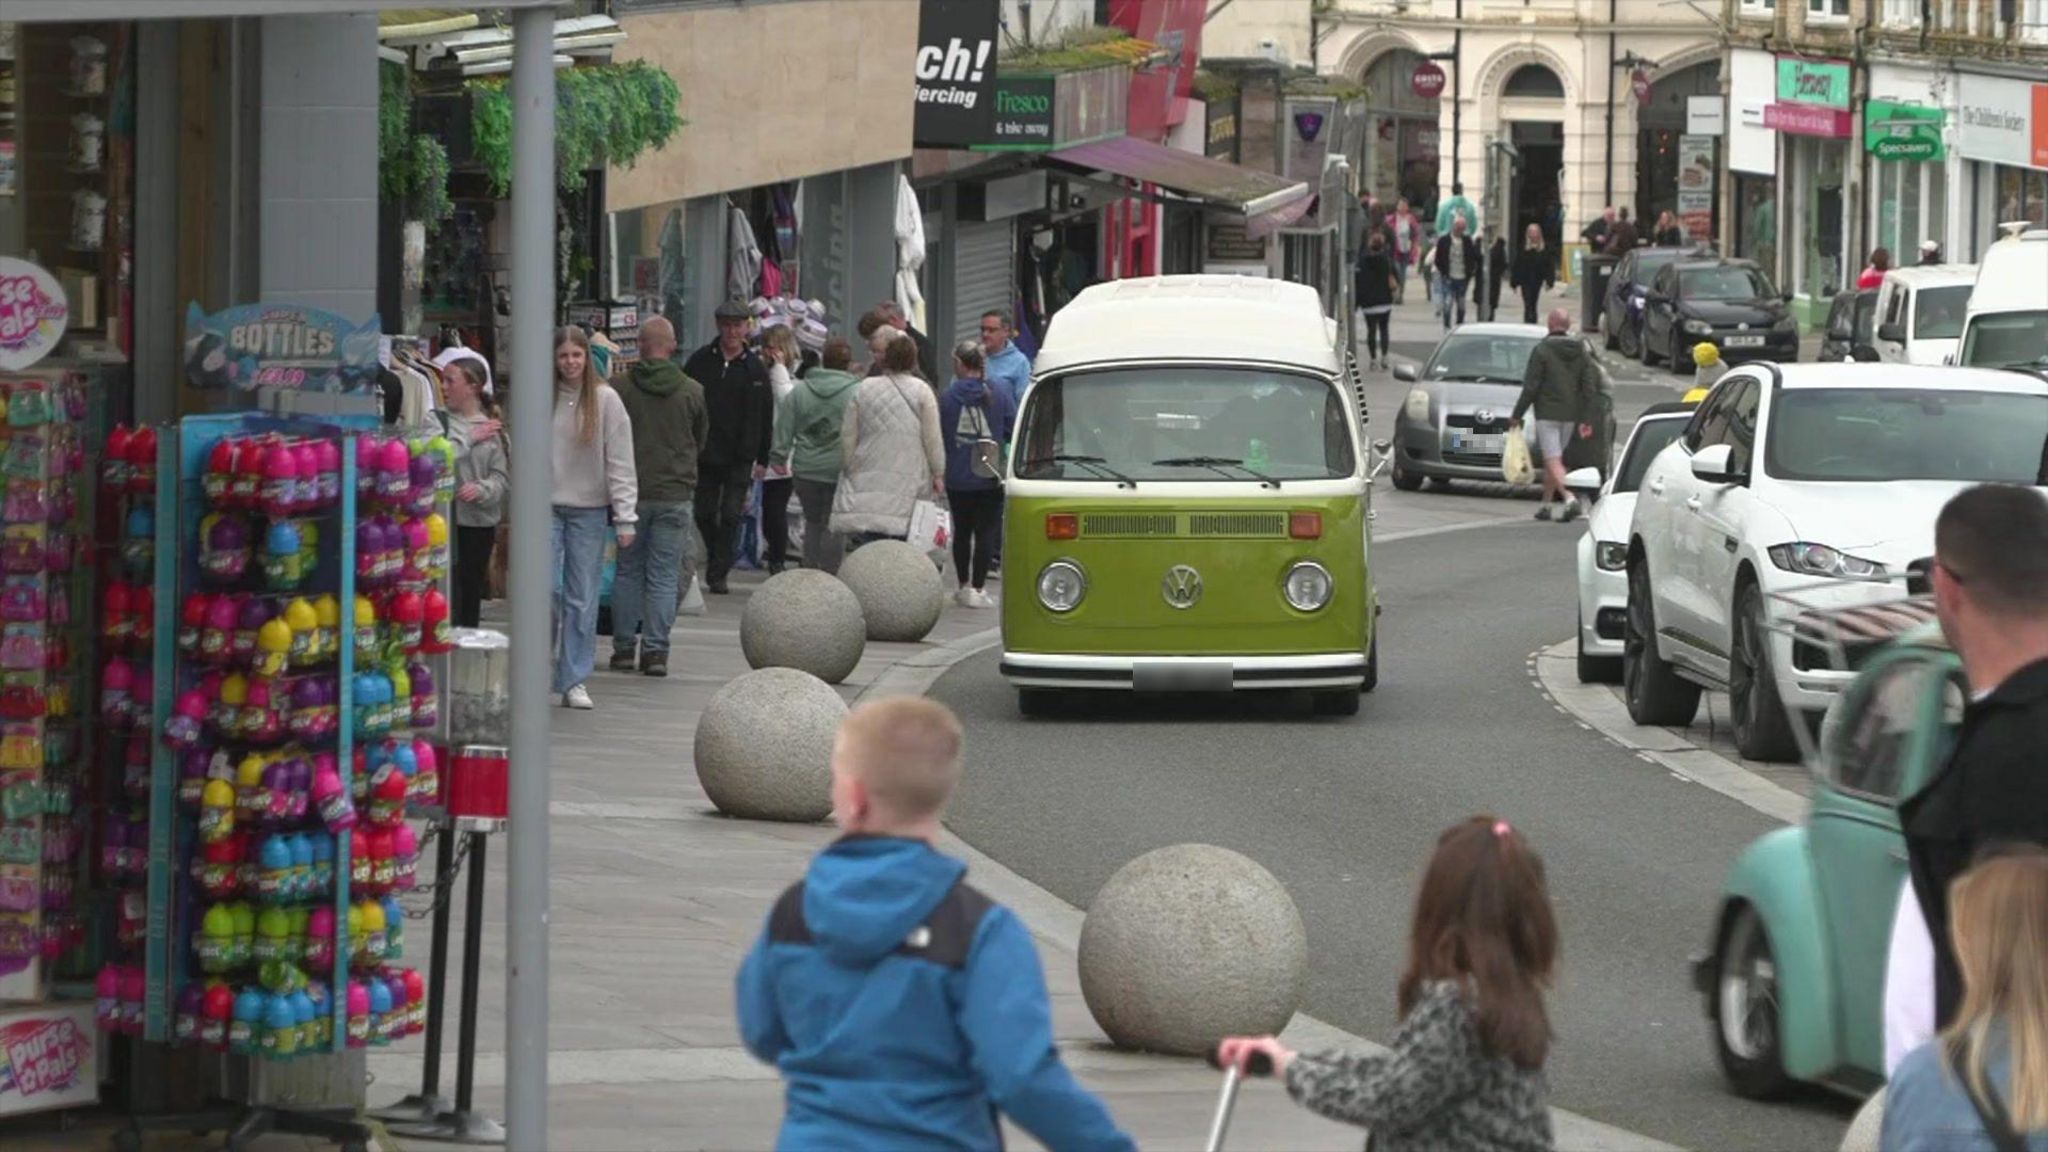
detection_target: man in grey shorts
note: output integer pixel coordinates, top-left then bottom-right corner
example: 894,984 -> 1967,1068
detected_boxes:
1509,309 -> 1600,522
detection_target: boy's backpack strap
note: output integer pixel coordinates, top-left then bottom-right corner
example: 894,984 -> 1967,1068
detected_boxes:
764,880 -> 996,968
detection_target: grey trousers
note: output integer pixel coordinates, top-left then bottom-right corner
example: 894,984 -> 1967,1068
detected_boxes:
794,478 -> 843,575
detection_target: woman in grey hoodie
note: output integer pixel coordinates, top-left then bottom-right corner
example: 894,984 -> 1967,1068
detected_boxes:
551,326 -> 637,710
434,350 -> 509,628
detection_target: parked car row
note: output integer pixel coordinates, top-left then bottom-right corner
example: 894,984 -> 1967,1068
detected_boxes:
1389,324 -> 1617,492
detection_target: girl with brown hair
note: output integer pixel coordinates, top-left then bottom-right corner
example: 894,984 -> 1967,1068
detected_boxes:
550,325 -> 637,710
1881,845 -> 2048,1151
1219,816 -> 1561,1152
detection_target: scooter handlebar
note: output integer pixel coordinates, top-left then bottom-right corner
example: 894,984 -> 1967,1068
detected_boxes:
1206,1047 -> 1275,1077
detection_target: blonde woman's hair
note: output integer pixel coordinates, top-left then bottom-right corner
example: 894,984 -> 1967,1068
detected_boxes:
554,326 -> 605,445
1943,845 -> 2048,1128
761,323 -> 801,369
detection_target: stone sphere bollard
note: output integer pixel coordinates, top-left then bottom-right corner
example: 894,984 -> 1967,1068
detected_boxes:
694,667 -> 846,822
740,569 -> 867,684
1838,1087 -> 1885,1152
838,539 -> 944,643
1077,844 -> 1308,1057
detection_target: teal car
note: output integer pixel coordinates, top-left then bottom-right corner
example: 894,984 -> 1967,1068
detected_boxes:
1691,598 -> 1962,1099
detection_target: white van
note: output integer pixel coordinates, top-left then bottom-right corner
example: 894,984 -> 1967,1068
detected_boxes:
1957,224 -> 2048,374
1873,266 -> 1976,366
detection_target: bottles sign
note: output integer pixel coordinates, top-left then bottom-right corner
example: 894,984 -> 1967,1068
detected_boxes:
184,302 -> 383,394
0,259 -> 68,373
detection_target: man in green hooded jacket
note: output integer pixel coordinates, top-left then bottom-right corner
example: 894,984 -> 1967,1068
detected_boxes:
772,337 -> 863,574
611,316 -> 709,677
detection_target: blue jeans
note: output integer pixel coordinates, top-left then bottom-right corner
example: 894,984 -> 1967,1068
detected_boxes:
611,500 -> 693,658
551,506 -> 610,695
1440,277 -> 1469,328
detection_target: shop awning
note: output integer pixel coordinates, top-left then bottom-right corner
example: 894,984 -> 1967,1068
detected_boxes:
1047,137 -> 1312,219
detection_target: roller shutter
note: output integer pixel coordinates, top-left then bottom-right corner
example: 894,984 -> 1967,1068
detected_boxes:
950,219 -> 1015,346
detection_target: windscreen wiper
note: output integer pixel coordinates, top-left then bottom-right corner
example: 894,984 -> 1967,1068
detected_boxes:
1020,453 -> 1136,488
1152,456 -> 1280,488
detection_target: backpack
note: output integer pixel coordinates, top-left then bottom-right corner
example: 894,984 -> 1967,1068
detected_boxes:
955,401 -> 1003,480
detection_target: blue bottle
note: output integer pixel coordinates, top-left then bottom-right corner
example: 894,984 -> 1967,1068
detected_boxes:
367,979 -> 393,1047
229,988 -> 265,1055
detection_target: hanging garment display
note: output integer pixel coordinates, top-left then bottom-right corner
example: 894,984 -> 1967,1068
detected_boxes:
894,174 -> 928,332
727,204 -> 764,304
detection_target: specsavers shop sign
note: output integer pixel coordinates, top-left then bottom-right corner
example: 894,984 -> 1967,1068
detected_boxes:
913,0 -> 1000,149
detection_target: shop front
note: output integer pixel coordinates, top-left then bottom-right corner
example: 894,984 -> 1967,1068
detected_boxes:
1955,70 -> 2048,262
1726,48 -> 1779,276
1865,63 -> 1949,264
1360,50 -> 1442,215
1766,56 -> 1856,322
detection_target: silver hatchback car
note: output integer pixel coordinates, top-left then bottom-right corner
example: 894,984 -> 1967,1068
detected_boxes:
1389,323 -> 1614,491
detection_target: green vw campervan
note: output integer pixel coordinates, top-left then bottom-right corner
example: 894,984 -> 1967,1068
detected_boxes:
999,276 -> 1383,716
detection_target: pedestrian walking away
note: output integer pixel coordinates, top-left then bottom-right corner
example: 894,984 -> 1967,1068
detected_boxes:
979,310 -> 1031,571
771,336 -> 862,575
684,299 -> 774,594
876,298 -> 938,383
1355,231 -> 1398,370
1511,224 -> 1556,326
1859,247 -> 1894,290
549,325 -> 637,710
737,697 -> 1137,1152
1509,309 -> 1600,522
1880,846 -> 2048,1152
756,323 -> 803,576
435,349 -> 508,630
830,333 -> 946,548
1484,232 -> 1510,323
1918,239 -> 1944,265
1882,485 -> 2048,1067
1434,216 -> 1482,331
1435,181 -> 1477,238
938,339 -> 1015,608
609,316 -> 707,679
1216,816 -> 1560,1152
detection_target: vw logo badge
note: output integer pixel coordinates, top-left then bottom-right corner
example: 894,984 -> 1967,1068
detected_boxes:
1162,565 -> 1203,609
1475,408 -> 1494,424
1738,322 -> 1750,331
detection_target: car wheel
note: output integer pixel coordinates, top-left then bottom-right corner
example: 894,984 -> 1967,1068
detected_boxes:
1577,611 -> 1622,684
1619,319 -> 1640,360
1312,688 -> 1361,716
1731,585 -> 1801,762
1017,688 -> 1063,718
1391,453 -> 1424,492
1603,318 -> 1618,350
1711,904 -> 1794,1099
1359,626 -> 1380,694
1624,557 -> 1702,726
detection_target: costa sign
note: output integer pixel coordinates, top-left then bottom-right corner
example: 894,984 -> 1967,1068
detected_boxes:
1632,69 -> 1652,107
1412,61 -> 1447,99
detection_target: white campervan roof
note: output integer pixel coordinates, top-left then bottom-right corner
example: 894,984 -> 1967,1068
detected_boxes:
1033,275 -> 1341,377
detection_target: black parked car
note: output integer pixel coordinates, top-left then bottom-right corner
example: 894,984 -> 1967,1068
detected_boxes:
1602,245 -> 1716,359
1818,288 -> 1879,363
1639,258 -> 1798,372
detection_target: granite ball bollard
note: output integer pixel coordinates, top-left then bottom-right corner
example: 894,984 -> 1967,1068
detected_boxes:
1838,1087 -> 1884,1152
693,667 -> 846,822
838,538 -> 944,643
740,569 -> 867,684
1077,844 -> 1308,1057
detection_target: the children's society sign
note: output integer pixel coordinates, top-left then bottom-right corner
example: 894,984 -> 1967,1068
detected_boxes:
0,1003 -> 97,1118
185,302 -> 383,394
0,258 -> 70,372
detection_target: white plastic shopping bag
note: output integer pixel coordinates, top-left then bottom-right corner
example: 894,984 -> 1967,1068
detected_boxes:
1501,429 -> 1536,487
907,499 -> 953,556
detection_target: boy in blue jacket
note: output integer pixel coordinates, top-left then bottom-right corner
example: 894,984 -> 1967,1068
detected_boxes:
737,697 -> 1135,1152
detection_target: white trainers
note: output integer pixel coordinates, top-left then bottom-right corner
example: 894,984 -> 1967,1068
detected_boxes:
955,587 -> 980,608
563,684 -> 594,710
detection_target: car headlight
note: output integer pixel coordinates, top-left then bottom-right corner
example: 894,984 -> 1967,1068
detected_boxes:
1404,388 -> 1431,423
1767,543 -> 1888,580
1283,562 -> 1334,611
1595,541 -> 1629,571
1037,561 -> 1087,613
1683,319 -> 1713,336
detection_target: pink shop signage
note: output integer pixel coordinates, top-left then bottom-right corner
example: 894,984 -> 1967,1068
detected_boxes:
1764,102 -> 1852,138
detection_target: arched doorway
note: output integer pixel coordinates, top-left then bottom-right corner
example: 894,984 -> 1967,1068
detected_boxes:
1361,49 -> 1442,218
1637,60 -> 1720,245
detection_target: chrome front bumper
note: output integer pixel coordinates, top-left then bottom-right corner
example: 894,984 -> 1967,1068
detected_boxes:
1000,651 -> 1367,691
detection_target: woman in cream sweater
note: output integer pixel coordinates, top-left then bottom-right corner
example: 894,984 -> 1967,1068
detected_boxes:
551,325 -> 637,710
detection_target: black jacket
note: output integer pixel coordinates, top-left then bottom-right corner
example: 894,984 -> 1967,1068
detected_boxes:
1355,251 -> 1397,309
1899,657 -> 2048,1026
1511,246 -> 1557,292
1433,234 -> 1482,282
682,340 -> 773,470
1654,226 -> 1684,246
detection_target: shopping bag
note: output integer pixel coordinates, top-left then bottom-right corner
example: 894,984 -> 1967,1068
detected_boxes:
1501,429 -> 1536,487
678,575 -> 706,617
907,499 -> 953,555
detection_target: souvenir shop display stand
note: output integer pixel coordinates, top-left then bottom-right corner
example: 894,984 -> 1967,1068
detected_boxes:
106,403 -> 447,1152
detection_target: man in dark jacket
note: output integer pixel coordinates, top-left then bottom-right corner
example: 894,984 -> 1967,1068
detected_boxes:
1432,216 -> 1483,331
1898,485 -> 2048,1030
609,318 -> 707,677
1605,206 -> 1640,254
684,299 -> 774,594
1508,309 -> 1599,522
878,299 -> 937,382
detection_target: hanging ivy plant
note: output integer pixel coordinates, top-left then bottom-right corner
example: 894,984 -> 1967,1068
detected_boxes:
468,60 -> 684,197
378,59 -> 455,230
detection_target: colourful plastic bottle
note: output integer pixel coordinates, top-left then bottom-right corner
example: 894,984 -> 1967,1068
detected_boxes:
104,425 -> 134,490
289,988 -> 319,1054
305,981 -> 334,1049
355,518 -> 381,587
389,591 -> 424,654
358,900 -> 388,965
128,426 -> 159,495
255,836 -> 291,903
401,968 -> 427,1036
234,752 -> 269,824
367,978 -> 393,1047
215,671 -> 248,734
230,988 -> 264,1055
286,906 -> 311,963
376,438 -> 412,501
421,589 -> 452,656
408,660 -> 439,729
263,521 -> 302,590
382,893 -> 407,959
291,832 -> 316,898
174,981 -> 205,1044
255,906 -> 291,964
313,594 -> 341,660
246,677 -> 285,743
263,993 -> 297,1060
368,772 -> 408,831
424,511 -> 450,574
364,827 -> 396,893
261,443 -> 300,519
201,982 -> 234,1050
354,436 -> 378,498
428,435 -> 456,501
118,966 -> 145,1034
292,440 -> 321,514
198,778 -> 236,843
305,906 -> 336,973
381,971 -> 409,1043
99,658 -> 132,728
401,517 -> 431,583
313,760 -> 357,833
233,598 -> 271,666
102,581 -> 133,645
196,903 -> 236,972
410,740 -> 439,806
387,666 -> 413,733
203,437 -> 238,504
229,902 -> 257,967
132,585 -> 156,645
353,596 -> 379,665
313,438 -> 342,505
201,595 -> 239,664
178,593 -> 210,656
349,827 -> 373,889
310,833 -> 335,893
233,439 -> 268,510
345,981 -> 371,1048
166,688 -> 207,749
283,597 -> 317,665
197,837 -> 239,900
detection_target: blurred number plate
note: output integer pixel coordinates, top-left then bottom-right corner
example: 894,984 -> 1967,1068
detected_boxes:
1132,662 -> 1232,692
1725,335 -> 1765,347
1451,433 -> 1505,453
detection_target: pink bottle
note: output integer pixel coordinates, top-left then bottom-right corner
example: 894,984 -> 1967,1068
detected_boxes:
355,436 -> 379,498
313,439 -> 342,505
201,596 -> 239,664
345,981 -> 371,1048
94,965 -> 120,1031
313,755 -> 357,833
305,906 -> 337,973
261,442 -> 300,519
377,439 -> 412,501
293,440 -> 322,513
391,823 -> 418,891
118,965 -> 146,1035
401,519 -> 430,583
99,659 -> 133,727
410,739 -> 439,806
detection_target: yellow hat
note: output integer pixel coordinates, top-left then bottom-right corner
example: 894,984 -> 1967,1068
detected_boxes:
1692,342 -> 1721,367
1683,386 -> 1710,405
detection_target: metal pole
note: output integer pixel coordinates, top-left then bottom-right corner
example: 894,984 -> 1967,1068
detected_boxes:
506,9 -> 555,1148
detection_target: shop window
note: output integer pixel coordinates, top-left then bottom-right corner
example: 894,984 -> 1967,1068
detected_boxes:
1741,0 -> 1776,18
1807,0 -> 1850,21
1881,0 -> 1918,23
1503,65 -> 1565,100
2023,0 -> 2048,39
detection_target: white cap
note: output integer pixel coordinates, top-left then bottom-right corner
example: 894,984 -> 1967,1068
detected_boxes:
431,347 -> 493,398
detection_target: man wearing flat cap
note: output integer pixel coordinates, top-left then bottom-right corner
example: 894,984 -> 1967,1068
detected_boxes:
684,300 -> 773,594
